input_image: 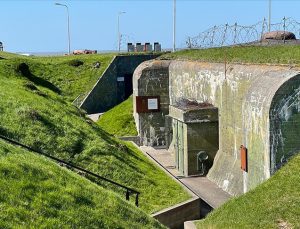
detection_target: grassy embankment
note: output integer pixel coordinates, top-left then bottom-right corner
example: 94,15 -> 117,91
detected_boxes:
98,96 -> 137,136
0,140 -> 163,228
0,52 -> 114,103
0,52 -> 190,225
160,45 -> 300,66
196,154 -> 300,229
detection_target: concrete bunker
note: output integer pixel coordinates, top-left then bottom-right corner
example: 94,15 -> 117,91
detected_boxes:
133,59 -> 300,196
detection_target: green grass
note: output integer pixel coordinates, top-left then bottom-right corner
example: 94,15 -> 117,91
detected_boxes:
0,51 -> 114,102
0,140 -> 164,228
98,96 -> 137,136
196,154 -> 300,229
160,45 -> 300,65
0,54 -> 190,214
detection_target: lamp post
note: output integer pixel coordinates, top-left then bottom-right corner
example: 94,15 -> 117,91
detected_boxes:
118,11 -> 126,52
173,0 -> 176,52
55,3 -> 71,55
268,0 -> 271,32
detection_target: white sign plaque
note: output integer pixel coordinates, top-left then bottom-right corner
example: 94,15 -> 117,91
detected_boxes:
148,98 -> 158,110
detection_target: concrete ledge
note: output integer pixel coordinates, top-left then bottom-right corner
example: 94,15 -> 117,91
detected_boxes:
152,197 -> 201,229
184,221 -> 197,229
169,105 -> 218,123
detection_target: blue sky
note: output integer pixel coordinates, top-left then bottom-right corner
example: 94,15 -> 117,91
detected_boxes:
1,0 -> 300,53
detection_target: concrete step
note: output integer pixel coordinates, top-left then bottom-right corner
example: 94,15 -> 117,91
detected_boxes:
184,221 -> 197,229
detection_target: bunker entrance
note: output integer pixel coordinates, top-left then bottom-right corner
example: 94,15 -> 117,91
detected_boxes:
124,73 -> 133,99
117,73 -> 133,102
170,100 -> 219,177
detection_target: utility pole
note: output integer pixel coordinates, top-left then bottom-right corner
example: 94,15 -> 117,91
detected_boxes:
173,0 -> 176,52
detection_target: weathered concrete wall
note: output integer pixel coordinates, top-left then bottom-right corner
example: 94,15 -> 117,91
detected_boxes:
133,60 -> 171,147
80,54 -> 159,114
152,197 -> 200,229
169,61 -> 300,195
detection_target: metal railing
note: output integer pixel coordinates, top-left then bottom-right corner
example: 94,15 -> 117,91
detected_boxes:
0,134 -> 140,207
72,93 -> 86,107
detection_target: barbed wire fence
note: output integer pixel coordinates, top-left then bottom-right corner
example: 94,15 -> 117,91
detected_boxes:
185,17 -> 300,49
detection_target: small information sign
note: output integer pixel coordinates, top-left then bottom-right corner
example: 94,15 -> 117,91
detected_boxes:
148,98 -> 158,110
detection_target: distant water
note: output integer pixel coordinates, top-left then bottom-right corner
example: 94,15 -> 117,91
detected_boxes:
16,50 -> 119,57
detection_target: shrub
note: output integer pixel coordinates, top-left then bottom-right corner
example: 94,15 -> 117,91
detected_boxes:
68,59 -> 84,67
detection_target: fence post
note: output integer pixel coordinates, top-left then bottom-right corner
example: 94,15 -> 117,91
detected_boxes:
283,17 -> 286,44
261,18 -> 266,43
187,37 -> 192,49
233,23 -> 238,45
222,23 -> 228,46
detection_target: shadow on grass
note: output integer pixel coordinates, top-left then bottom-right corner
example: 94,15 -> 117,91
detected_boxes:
0,126 -> 19,140
17,63 -> 61,94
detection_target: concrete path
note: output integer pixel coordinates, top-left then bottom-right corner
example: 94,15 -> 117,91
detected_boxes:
87,113 -> 103,122
139,146 -> 232,209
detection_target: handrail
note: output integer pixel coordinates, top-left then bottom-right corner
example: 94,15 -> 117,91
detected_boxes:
0,134 -> 140,206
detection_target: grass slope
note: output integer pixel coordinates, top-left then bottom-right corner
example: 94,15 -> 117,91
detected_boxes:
0,55 -> 190,214
0,51 -> 114,102
0,140 -> 163,229
161,45 -> 300,65
98,96 -> 137,136
196,154 -> 300,229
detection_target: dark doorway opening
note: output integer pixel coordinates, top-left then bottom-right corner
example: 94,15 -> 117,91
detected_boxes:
124,74 -> 133,99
